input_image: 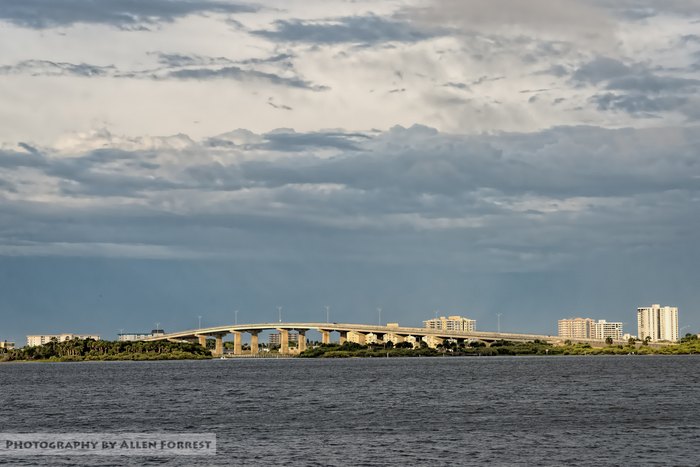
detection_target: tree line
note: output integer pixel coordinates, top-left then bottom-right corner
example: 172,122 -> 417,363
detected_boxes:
0,338 -> 211,362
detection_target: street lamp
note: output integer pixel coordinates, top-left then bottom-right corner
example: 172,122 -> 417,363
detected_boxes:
235,310 -> 239,325
377,307 -> 382,326
277,306 -> 282,323
497,313 -> 502,333
198,315 -> 202,329
325,305 -> 330,323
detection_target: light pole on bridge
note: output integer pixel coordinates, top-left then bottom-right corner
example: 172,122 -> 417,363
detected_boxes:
198,315 -> 202,329
277,306 -> 282,323
497,313 -> 502,333
377,307 -> 382,326
325,305 -> 330,324
234,310 -> 239,325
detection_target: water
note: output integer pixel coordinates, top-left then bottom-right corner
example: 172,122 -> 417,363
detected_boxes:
1,356 -> 699,466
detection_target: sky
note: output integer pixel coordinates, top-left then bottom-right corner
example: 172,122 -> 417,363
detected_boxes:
1,0 -> 700,344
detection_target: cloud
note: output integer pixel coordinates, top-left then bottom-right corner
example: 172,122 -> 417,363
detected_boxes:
587,0 -> 700,20
0,60 -> 115,77
163,66 -> 328,90
0,53 -> 325,90
2,125 -> 699,271
252,14 -> 440,45
407,0 -> 615,52
0,0 -> 258,29
573,57 -> 700,93
572,57 -> 700,118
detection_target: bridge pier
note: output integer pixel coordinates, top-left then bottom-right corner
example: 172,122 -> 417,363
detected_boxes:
355,332 -> 367,345
197,335 -> 207,348
249,331 -> 259,355
278,329 -> 289,354
214,335 -> 224,356
231,331 -> 242,355
297,330 -> 306,352
320,330 -> 330,344
338,331 -> 348,345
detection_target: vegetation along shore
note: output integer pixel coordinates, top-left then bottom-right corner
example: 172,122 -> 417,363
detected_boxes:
2,334 -> 698,362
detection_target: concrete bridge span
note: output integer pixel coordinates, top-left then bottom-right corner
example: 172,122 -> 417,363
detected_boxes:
144,322 -> 606,356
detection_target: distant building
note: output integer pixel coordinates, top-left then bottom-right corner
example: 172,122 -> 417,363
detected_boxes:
268,331 -> 298,346
558,318 -> 623,340
423,315 -> 476,332
591,320 -> 623,340
26,334 -> 101,347
638,304 -> 679,342
0,340 -> 15,350
118,329 -> 165,342
558,318 -> 594,339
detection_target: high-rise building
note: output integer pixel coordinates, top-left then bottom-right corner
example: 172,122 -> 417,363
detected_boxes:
558,318 -> 623,340
637,304 -> 679,342
423,315 -> 476,332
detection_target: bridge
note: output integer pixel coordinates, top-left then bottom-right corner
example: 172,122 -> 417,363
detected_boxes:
145,322 -> 604,356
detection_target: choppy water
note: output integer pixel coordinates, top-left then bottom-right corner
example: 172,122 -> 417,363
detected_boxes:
1,356 -> 699,466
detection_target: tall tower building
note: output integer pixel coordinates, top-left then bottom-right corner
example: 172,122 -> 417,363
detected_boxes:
637,304 -> 679,342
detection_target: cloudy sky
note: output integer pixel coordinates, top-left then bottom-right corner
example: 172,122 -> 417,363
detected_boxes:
1,0 -> 700,343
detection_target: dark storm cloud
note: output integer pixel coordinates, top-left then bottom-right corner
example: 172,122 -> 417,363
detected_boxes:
2,123 -> 700,331
0,0 -> 258,29
252,14 -> 439,45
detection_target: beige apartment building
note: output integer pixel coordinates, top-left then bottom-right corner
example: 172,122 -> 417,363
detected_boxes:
558,318 -> 594,339
26,334 -> 101,347
423,315 -> 476,332
638,304 -> 679,342
558,318 -> 623,340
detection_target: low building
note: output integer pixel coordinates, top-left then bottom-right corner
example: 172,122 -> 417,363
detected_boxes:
117,329 -> 165,342
558,318 -> 623,340
26,334 -> 101,347
423,315 -> 476,332
0,340 -> 15,350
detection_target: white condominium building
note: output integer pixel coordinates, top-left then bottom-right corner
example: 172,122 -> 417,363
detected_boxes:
637,304 -> 679,342
117,329 -> 165,342
591,320 -> 623,340
26,334 -> 101,347
423,315 -> 476,332
558,318 -> 623,340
